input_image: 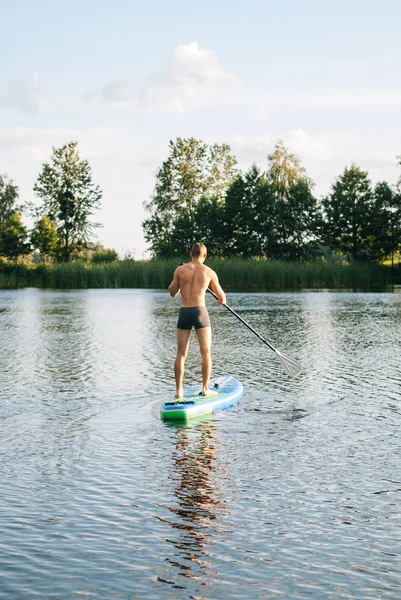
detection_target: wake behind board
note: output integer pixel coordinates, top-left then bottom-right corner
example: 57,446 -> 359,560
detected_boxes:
161,375 -> 243,421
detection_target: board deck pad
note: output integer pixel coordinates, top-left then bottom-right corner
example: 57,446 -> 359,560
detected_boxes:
161,375 -> 243,421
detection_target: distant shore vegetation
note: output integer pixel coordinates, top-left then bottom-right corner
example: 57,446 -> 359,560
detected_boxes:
1,136 -> 401,290
0,257 -> 399,290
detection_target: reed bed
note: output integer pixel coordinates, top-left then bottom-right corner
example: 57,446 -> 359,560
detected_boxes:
0,258 -> 396,290
208,259 -> 392,290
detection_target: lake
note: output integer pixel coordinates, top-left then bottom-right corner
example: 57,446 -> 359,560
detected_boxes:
1,288 -> 400,599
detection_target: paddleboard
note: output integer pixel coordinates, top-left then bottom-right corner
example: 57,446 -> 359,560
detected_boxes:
161,375 -> 243,421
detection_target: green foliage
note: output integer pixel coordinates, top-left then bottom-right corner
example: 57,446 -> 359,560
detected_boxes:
225,165 -> 273,257
92,249 -> 119,263
322,165 -> 375,261
0,174 -> 19,226
397,154 -> 401,189
363,182 -> 399,262
224,150 -> 320,260
142,137 -> 238,258
31,215 -> 58,263
33,141 -> 102,261
322,167 -> 401,263
265,141 -> 319,260
1,138 -> 400,271
271,180 -> 321,260
0,212 -> 30,260
0,258 -> 394,290
266,139 -> 312,194
143,137 -> 321,262
191,197 -> 228,257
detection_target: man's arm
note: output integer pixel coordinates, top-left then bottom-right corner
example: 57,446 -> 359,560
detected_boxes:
210,271 -> 226,304
168,268 -> 181,298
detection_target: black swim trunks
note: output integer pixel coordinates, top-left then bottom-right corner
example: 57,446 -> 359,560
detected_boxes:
177,306 -> 211,330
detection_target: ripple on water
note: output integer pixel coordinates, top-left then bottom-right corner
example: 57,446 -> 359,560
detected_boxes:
1,289 -> 401,599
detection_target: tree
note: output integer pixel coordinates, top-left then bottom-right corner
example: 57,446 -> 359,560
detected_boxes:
191,197 -> 228,257
266,139 -> 310,196
225,165 -> 275,257
31,216 -> 58,263
322,165 -> 374,260
273,180 -> 321,260
0,174 -> 19,226
92,248 -> 119,263
264,140 -> 318,260
0,212 -> 30,260
224,142 -> 318,260
391,189 -> 401,265
33,141 -> 102,261
142,137 -> 238,258
367,182 -> 401,264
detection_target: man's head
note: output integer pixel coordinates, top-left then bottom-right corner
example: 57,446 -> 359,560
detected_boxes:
190,242 -> 207,262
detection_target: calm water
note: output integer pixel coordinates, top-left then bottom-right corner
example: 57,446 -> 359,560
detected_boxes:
1,288 -> 401,599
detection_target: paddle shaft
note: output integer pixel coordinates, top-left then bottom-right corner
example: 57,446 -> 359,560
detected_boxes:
207,288 -> 277,353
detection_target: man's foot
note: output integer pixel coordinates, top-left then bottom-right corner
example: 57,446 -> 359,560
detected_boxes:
175,389 -> 184,399
200,389 -> 218,397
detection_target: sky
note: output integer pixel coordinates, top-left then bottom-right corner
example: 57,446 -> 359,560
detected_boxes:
1,0 -> 401,258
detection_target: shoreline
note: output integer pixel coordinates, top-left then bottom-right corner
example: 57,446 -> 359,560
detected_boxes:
0,258 -> 399,291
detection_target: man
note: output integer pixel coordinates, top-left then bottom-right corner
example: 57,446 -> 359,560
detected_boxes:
168,242 -> 226,399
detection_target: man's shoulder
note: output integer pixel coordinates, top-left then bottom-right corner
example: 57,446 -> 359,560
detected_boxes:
203,264 -> 216,276
177,262 -> 190,271
177,263 -> 194,277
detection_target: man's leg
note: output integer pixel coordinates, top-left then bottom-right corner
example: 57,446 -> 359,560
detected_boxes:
195,326 -> 212,395
175,328 -> 191,398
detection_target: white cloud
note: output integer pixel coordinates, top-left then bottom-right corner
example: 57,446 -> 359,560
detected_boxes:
0,74 -> 43,114
139,42 -> 239,113
84,80 -> 138,108
80,42 -> 401,117
3,49 -> 401,119
100,80 -> 136,103
251,89 -> 401,120
85,42 -> 239,113
139,42 -> 239,112
0,127 -> 61,149
293,89 -> 401,109
0,126 -> 133,154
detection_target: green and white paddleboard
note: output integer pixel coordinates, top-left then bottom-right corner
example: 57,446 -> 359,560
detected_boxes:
161,375 -> 243,421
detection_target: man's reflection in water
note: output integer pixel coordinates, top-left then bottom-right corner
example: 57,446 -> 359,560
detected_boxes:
158,419 -> 229,592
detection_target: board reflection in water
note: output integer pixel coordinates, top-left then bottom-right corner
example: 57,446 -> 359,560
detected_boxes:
158,420 -> 228,592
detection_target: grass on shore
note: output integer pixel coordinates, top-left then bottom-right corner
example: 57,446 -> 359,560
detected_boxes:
0,258 -> 397,291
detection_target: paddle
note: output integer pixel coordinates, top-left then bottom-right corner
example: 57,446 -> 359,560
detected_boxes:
207,288 -> 303,377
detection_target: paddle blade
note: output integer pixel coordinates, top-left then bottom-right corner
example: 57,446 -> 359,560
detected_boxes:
276,350 -> 303,377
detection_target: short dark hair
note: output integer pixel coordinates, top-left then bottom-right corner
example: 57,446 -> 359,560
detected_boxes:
191,242 -> 207,257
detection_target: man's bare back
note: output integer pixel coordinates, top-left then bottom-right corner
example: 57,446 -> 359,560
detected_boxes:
168,261 -> 226,306
175,263 -> 214,306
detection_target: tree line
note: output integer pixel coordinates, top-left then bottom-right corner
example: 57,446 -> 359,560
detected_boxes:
0,142 -> 107,264
2,137 -> 401,266
143,138 -> 401,263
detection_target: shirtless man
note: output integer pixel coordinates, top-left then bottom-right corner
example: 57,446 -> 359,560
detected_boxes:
168,242 -> 226,399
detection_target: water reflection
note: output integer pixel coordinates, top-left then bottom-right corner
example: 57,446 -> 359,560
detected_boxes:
0,289 -> 43,401
159,420 -> 226,592
2,289 -> 401,599
37,292 -> 95,401
0,291 -> 97,476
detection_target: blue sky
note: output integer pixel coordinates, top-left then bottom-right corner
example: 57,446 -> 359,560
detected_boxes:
1,0 -> 400,257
